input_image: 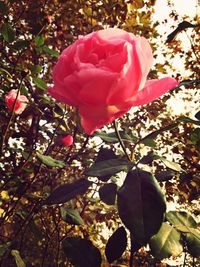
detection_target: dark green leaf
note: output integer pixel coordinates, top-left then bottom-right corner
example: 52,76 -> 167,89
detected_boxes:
93,148 -> 117,181
99,183 -> 117,205
35,35 -> 44,47
29,219 -> 43,241
185,229 -> 200,257
85,159 -> 133,177
178,116 -> 200,125
0,242 -> 11,257
149,222 -> 183,260
139,123 -> 179,145
62,237 -> 102,267
105,226 -> 127,263
10,40 -> 30,51
54,104 -> 64,115
180,172 -> 193,181
33,77 -> 47,90
94,131 -> 133,143
1,23 -> 15,43
36,153 -> 65,168
61,207 -> 84,225
117,169 -> 166,245
43,45 -> 59,58
130,235 -> 142,253
0,1 -> 8,14
155,170 -> 176,182
139,152 -> 159,164
195,110 -> 200,120
43,179 -> 91,205
96,148 -> 117,162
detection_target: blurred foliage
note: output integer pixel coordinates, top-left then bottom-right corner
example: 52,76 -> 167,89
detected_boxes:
0,0 -> 199,266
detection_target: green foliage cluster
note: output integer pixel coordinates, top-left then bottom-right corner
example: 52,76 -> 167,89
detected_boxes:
0,0 -> 199,266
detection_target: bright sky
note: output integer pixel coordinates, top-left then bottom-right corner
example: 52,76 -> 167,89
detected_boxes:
153,0 -> 199,117
153,0 -> 198,69
154,0 -> 198,19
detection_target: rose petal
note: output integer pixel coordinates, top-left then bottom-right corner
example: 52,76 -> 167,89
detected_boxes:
134,36 -> 154,89
108,42 -> 142,104
78,68 -> 119,105
129,77 -> 178,106
97,28 -> 132,44
79,103 -> 129,135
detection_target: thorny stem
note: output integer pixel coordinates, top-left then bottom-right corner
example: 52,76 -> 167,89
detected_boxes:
113,120 -> 131,161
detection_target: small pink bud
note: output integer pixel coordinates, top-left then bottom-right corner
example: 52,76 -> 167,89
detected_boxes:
46,15 -> 52,24
61,135 -> 73,146
5,89 -> 28,114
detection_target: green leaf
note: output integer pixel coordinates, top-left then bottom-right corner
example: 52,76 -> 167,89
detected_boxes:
160,157 -> 183,172
85,159 -> 134,177
149,222 -> 183,260
141,138 -> 156,147
11,250 -> 26,267
117,169 -> 166,245
0,1 -> 8,15
36,153 -> 65,168
105,226 -> 127,263
166,211 -> 197,232
190,128 -> 200,145
43,45 -> 59,58
155,170 -> 176,182
33,77 -> 47,90
34,35 -> 44,47
94,131 -> 133,143
99,183 -> 117,205
0,67 -> 12,78
61,207 -> 84,225
185,229 -> 200,257
1,23 -> 15,43
166,211 -> 200,257
62,237 -> 102,267
30,65 -> 42,74
43,179 -> 91,205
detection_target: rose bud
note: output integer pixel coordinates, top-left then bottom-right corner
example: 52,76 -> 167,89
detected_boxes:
48,28 -> 178,135
5,89 -> 28,115
61,135 -> 73,146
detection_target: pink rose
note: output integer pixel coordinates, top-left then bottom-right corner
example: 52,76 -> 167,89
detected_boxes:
61,135 -> 73,146
48,28 -> 178,135
5,89 -> 28,114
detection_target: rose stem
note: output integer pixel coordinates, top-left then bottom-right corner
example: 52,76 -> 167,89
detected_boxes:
113,120 -> 131,161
